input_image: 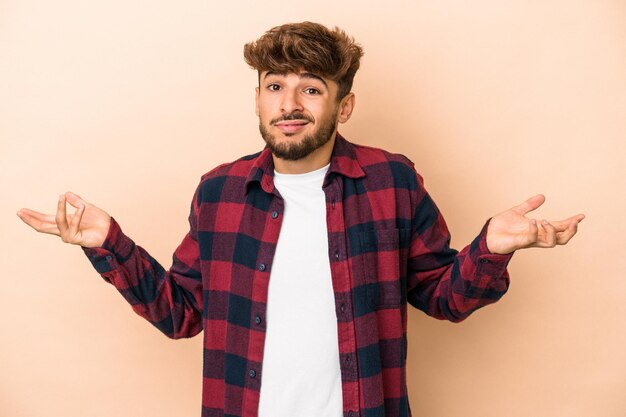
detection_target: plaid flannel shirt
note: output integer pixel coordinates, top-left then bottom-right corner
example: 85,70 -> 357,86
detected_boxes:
83,134 -> 512,417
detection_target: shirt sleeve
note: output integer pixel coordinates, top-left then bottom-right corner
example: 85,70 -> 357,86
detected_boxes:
81,192 -> 203,339
406,174 -> 513,322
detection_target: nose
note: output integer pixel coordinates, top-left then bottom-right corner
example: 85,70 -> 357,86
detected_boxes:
280,89 -> 303,114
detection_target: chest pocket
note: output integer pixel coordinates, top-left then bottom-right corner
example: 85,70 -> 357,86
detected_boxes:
359,228 -> 410,308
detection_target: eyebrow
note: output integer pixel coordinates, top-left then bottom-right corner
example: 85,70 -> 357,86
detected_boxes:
263,71 -> 328,88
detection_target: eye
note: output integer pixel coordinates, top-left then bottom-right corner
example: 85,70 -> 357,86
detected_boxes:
267,83 -> 281,91
304,87 -> 320,95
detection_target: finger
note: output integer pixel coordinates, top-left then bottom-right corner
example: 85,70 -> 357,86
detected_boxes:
525,219 -> 539,247
542,214 -> 586,231
512,194 -> 546,215
540,219 -> 557,247
17,208 -> 56,224
55,195 -> 69,238
556,219 -> 579,245
64,191 -> 87,209
516,219 -> 539,249
17,209 -> 60,235
68,204 -> 85,237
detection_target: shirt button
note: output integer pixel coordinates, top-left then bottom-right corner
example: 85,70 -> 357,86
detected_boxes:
271,211 -> 279,219
249,369 -> 256,378
254,315 -> 262,325
348,411 -> 354,417
331,200 -> 336,209
334,252 -> 340,260
105,255 -> 113,262
340,304 -> 346,313
346,356 -> 352,364
259,263 -> 266,271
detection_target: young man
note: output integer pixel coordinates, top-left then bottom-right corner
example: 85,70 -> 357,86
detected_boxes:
18,22 -> 583,417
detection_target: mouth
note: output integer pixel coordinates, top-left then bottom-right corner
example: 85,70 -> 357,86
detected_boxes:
273,120 -> 310,134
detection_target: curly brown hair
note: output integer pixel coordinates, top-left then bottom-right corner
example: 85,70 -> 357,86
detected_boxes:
243,22 -> 364,101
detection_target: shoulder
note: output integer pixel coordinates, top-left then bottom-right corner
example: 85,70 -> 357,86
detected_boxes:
350,142 -> 424,188
199,150 -> 261,181
194,150 -> 263,201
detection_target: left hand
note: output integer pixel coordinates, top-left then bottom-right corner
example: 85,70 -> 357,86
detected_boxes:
486,194 -> 585,255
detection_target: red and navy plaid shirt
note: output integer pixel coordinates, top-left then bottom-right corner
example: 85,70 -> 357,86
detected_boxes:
83,134 -> 512,417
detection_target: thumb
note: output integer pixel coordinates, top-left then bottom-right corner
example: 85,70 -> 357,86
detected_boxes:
512,194 -> 545,215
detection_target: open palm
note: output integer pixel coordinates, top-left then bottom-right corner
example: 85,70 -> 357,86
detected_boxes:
486,194 -> 585,255
17,192 -> 111,248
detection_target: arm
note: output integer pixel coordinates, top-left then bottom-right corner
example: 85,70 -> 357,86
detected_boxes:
406,187 -> 512,322
406,177 -> 584,322
17,191 -> 203,339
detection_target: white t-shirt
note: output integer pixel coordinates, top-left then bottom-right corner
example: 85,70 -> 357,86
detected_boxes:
257,164 -> 343,417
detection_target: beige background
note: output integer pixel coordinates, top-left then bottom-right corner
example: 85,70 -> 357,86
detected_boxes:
1,1 -> 625,416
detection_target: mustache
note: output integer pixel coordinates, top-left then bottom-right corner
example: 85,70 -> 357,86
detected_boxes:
270,112 -> 314,125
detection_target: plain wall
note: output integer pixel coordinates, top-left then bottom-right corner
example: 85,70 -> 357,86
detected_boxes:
1,1 -> 625,416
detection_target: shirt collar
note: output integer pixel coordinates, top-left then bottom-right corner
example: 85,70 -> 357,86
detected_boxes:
244,132 -> 366,194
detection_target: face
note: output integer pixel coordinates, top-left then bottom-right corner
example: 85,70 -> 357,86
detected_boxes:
256,71 -> 353,161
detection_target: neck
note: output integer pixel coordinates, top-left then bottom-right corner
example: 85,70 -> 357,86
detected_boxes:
272,132 -> 337,174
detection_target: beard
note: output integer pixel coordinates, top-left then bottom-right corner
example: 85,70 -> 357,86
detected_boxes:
259,111 -> 338,161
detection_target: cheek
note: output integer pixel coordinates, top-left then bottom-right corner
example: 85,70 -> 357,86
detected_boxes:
255,104 -> 268,120
256,100 -> 277,119
307,105 -> 326,121
317,107 -> 337,123
259,108 -> 273,124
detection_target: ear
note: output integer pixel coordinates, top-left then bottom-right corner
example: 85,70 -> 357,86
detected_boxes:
255,87 -> 260,117
337,92 -> 355,124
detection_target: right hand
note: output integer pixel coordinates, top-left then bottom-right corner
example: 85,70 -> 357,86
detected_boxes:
17,192 -> 111,248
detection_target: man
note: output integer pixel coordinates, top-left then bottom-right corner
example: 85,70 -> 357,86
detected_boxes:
17,22 -> 584,417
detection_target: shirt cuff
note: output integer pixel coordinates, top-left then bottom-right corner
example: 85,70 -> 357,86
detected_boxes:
473,218 -> 514,276
81,217 -> 136,274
